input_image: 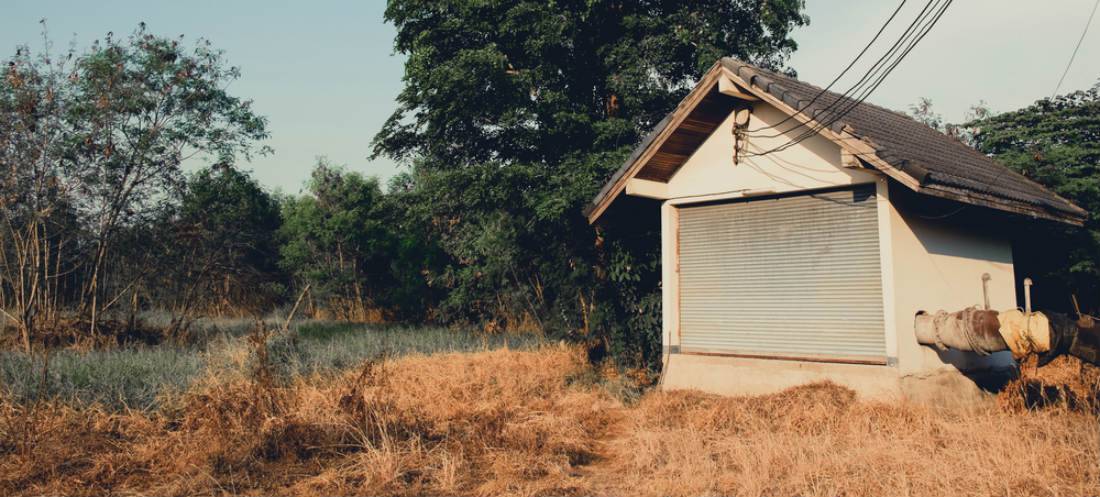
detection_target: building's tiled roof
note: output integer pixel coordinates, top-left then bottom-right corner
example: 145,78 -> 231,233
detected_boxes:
720,58 -> 1085,222
586,58 -> 1086,225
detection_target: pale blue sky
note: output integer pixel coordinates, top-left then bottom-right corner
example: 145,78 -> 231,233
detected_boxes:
3,1 -> 1098,193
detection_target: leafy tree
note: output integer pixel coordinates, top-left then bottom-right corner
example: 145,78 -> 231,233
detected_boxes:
1,24 -> 270,345
62,25 -> 270,332
280,160 -> 417,321
966,83 -> 1100,313
143,165 -> 283,334
376,0 -> 808,166
375,0 -> 808,364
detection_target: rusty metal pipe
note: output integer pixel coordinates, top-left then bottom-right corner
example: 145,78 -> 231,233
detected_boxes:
916,307 -> 1100,367
1041,312 -> 1100,367
914,307 -> 1008,355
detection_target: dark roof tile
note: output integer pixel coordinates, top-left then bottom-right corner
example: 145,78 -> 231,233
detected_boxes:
720,58 -> 1085,220
589,58 -> 1086,225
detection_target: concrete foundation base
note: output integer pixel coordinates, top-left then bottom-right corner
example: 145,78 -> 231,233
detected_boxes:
661,353 -> 1012,406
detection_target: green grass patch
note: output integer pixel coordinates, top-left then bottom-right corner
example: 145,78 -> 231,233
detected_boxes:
0,321 -> 544,411
0,346 -> 204,411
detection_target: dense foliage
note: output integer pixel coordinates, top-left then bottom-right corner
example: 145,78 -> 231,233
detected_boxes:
966,84 -> 1100,313
0,25 -> 268,348
371,0 -> 808,364
278,160 -> 440,321
154,165 -> 283,326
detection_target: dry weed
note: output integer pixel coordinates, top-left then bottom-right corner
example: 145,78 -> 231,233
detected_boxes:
0,344 -> 617,496
599,382 -> 1099,497
1,346 -> 1098,497
999,355 -> 1100,412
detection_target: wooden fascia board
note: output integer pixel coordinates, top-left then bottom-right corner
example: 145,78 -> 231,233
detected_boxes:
918,186 -> 1085,226
625,178 -> 671,199
586,64 -> 725,224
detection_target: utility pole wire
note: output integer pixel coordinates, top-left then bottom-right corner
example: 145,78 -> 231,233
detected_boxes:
751,0 -> 937,140
973,0 -> 1100,217
1052,0 -> 1100,98
748,0 -> 910,136
747,0 -> 954,157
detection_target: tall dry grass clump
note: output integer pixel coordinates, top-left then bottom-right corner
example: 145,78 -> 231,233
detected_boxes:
0,341 -> 620,496
999,355 -> 1100,412
601,382 -> 1099,497
2,337 -> 1099,497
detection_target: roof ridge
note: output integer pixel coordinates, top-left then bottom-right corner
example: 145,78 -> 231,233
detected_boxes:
720,57 -> 915,125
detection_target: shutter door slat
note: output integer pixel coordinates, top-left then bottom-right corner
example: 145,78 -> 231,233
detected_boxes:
678,185 -> 886,362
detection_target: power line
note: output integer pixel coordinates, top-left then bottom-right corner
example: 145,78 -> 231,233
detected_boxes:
750,0 -> 951,155
1052,0 -> 1100,98
747,0 -> 909,137
968,0 -> 1100,221
747,0 -> 954,157
749,0 -> 940,141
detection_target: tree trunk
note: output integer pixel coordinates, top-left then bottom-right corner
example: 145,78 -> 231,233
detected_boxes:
85,237 -> 110,336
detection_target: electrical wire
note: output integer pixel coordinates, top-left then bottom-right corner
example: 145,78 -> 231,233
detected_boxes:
747,0 -> 954,158
749,0 -> 940,140
1052,0 -> 1100,98
747,0 -> 910,136
748,0 -> 952,156
955,0 -> 1100,221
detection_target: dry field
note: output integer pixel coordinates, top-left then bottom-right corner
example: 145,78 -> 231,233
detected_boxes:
1,342 -> 1098,497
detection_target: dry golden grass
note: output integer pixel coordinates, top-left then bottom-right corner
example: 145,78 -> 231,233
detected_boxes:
606,384 -> 1099,497
2,344 -> 1098,496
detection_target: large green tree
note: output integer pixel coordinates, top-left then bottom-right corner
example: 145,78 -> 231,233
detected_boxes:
375,0 -> 808,364
376,0 -> 807,166
966,83 -> 1100,313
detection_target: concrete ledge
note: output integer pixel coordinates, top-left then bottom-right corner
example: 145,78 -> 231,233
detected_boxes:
662,353 -> 1007,405
662,353 -> 901,400
899,366 -> 1015,407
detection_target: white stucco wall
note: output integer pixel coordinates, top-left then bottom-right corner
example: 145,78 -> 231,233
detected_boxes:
885,189 -> 1017,375
664,104 -> 879,199
650,99 -> 1017,400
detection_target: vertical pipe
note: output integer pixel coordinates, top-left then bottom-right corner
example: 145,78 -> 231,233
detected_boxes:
981,273 -> 991,310
1024,278 -> 1033,314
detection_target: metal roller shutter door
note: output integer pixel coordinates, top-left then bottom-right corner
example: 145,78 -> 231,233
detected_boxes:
678,185 -> 886,363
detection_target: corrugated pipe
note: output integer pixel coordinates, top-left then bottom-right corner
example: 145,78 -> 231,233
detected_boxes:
915,307 -> 1100,367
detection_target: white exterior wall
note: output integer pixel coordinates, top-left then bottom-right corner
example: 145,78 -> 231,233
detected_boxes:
664,105 -> 878,199
885,192 -> 1017,375
654,100 -> 1017,400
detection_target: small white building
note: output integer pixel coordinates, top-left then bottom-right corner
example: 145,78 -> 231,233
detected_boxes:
587,58 -> 1086,402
